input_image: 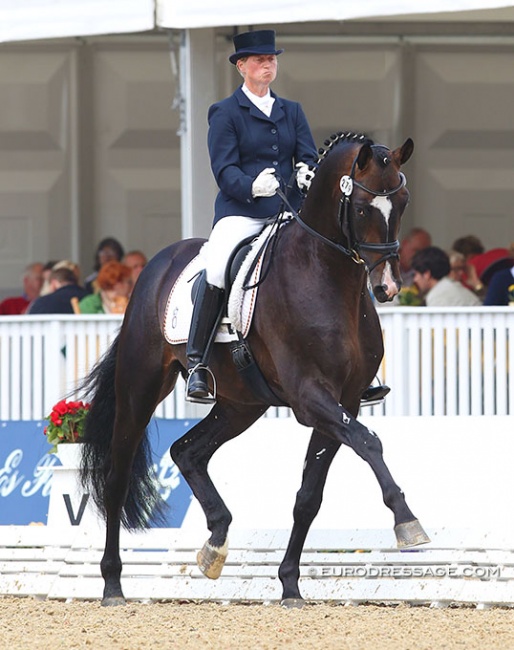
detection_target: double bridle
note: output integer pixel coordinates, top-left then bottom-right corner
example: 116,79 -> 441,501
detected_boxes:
293,146 -> 406,273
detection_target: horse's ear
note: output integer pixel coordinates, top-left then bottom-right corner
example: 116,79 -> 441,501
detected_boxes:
356,142 -> 373,171
394,138 -> 414,166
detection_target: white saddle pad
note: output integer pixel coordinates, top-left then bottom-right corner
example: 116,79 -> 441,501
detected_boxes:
163,228 -> 272,346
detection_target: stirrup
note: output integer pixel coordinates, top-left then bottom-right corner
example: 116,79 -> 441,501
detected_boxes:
360,384 -> 390,408
185,364 -> 217,404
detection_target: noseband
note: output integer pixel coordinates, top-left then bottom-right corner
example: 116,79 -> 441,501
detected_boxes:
294,146 -> 406,273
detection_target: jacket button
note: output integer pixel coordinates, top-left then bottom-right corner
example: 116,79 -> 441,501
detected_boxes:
272,144 -> 278,151
271,128 -> 277,134
272,161 -> 278,166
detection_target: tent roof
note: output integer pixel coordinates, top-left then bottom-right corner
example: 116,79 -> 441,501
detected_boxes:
0,0 -> 155,43
1,1 -> 514,43
157,1 -> 514,30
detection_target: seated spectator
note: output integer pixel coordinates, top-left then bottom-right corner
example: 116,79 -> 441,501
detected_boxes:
383,227 -> 431,306
482,256 -> 514,306
0,262 -> 44,315
451,235 -> 485,295
84,237 -> 125,294
452,235 -> 484,260
411,246 -> 482,307
468,248 -> 514,296
78,261 -> 132,314
40,260 -> 59,296
399,227 -> 432,288
122,250 -> 147,287
28,265 -> 87,314
448,250 -> 468,284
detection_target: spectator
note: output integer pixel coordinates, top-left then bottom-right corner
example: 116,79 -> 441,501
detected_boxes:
78,261 -> 132,314
483,265 -> 514,306
452,235 -> 485,260
451,235 -> 485,294
84,237 -> 125,294
40,260 -> 59,296
0,262 -> 44,315
398,227 -> 432,288
411,246 -> 482,306
27,265 -> 87,314
122,250 -> 147,286
448,250 -> 468,284
468,248 -> 514,296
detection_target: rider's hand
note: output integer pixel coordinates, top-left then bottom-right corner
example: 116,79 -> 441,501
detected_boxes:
252,168 -> 279,198
295,162 -> 315,192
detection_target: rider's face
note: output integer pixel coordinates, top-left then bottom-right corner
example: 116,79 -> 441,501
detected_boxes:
237,55 -> 278,91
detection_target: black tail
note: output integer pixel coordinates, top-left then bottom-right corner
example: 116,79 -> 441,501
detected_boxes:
79,335 -> 164,529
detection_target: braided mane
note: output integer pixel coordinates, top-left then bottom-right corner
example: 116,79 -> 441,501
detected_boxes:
316,131 -> 373,166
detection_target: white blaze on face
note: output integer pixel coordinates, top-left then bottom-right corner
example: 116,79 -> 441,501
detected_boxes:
370,195 -> 398,298
370,195 -> 393,224
381,261 -> 399,299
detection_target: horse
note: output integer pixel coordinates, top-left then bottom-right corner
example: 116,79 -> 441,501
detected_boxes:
79,132 -> 430,607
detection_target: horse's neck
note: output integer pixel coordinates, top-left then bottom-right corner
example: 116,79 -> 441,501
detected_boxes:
282,223 -> 369,305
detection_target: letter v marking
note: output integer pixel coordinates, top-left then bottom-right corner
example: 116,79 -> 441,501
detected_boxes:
63,493 -> 90,526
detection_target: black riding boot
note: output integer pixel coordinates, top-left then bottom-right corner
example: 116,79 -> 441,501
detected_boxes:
186,275 -> 225,403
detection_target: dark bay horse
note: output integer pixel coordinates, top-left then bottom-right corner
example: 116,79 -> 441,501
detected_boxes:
80,132 -> 429,607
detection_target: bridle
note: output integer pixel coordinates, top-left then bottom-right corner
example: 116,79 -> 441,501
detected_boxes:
293,145 -> 406,273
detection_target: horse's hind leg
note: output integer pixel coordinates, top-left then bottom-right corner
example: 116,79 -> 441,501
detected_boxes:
170,401 -> 266,579
278,429 -> 341,606
101,361 -> 180,606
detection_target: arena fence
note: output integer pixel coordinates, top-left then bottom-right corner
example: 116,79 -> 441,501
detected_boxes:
1,306 -> 513,420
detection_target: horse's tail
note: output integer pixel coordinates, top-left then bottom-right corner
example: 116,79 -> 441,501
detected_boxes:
79,335 -> 164,529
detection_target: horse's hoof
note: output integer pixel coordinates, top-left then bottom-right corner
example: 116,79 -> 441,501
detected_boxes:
197,539 -> 228,579
101,596 -> 126,607
395,519 -> 431,548
281,598 -> 305,609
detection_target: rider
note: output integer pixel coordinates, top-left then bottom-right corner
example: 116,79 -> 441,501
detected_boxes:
186,29 -> 317,402
186,29 -> 390,406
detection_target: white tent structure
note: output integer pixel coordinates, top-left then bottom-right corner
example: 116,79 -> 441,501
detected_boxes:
1,1 -> 514,295
2,2 -> 514,41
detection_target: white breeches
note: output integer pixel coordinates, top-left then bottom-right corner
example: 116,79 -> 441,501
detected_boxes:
202,216 -> 266,289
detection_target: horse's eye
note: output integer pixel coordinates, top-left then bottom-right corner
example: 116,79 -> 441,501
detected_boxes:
355,206 -> 366,217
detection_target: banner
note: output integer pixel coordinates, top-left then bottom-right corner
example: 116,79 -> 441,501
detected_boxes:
0,419 -> 196,527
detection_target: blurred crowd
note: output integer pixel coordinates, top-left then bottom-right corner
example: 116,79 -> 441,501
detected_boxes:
1,229 -> 514,315
0,237 -> 148,316
389,229 -> 514,307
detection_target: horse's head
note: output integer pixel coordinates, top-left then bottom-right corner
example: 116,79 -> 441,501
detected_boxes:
303,133 -> 413,303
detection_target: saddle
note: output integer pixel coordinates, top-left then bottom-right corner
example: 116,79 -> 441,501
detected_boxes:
163,219 -> 290,407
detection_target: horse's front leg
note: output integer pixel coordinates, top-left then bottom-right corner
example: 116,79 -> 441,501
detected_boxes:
336,405 -> 430,546
296,395 -> 429,544
279,429 -> 341,607
281,394 -> 429,606
170,401 -> 266,580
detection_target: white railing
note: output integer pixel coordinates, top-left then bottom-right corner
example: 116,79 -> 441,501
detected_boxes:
0,307 -> 512,420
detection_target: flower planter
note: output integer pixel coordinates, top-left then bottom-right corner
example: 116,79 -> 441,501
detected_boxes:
55,442 -> 83,469
47,444 -> 102,529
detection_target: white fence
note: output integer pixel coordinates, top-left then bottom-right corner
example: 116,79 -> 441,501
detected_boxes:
0,307 -> 513,420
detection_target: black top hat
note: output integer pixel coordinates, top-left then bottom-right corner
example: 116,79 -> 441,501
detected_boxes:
229,30 -> 284,65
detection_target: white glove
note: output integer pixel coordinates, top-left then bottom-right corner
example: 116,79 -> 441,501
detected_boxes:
252,168 -> 279,198
296,162 -> 315,191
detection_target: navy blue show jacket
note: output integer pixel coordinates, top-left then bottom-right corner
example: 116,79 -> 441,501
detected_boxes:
208,86 -> 318,225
